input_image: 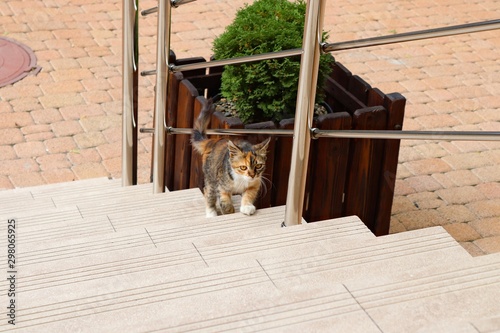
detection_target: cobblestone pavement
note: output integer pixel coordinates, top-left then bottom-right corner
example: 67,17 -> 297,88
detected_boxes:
0,0 -> 498,255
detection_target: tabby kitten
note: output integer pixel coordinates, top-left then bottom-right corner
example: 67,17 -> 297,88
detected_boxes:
192,100 -> 271,217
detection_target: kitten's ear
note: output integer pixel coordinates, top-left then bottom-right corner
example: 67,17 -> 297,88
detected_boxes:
227,140 -> 241,158
254,137 -> 271,154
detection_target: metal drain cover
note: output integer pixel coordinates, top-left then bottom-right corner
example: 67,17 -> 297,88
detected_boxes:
0,36 -> 40,88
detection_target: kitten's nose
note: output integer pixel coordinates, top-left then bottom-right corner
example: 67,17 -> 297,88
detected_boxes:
248,171 -> 255,178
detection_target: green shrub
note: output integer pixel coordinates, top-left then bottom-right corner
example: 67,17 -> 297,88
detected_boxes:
212,0 -> 333,124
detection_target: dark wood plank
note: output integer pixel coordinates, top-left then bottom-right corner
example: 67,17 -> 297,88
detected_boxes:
325,78 -> 366,114
343,106 -> 387,232
305,112 -> 352,222
272,119 -> 295,206
173,79 -> 199,190
374,93 -> 406,235
164,72 -> 184,190
348,75 -> 371,105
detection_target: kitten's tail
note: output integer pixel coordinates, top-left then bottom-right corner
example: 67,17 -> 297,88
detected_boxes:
191,98 -> 214,155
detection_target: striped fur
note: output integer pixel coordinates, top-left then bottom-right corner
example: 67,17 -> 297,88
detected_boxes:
191,100 -> 271,217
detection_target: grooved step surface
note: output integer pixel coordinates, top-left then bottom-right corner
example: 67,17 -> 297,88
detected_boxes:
0,179 -> 499,332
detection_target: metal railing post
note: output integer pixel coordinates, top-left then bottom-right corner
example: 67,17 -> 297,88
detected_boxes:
151,0 -> 172,193
122,0 -> 139,186
283,0 -> 326,226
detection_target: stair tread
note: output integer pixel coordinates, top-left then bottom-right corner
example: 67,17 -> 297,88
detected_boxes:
1,179 -> 499,332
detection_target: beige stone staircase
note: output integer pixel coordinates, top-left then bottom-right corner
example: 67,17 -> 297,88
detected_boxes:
1,178 -> 499,332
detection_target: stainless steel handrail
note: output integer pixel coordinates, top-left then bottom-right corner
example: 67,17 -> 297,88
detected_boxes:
141,0 -> 197,15
169,48 -> 303,73
151,0 -> 173,194
324,19 -> 500,52
311,129 -> 500,141
284,0 -> 326,227
159,127 -> 500,141
122,0 -> 139,186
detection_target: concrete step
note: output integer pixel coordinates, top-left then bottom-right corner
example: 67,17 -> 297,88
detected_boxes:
0,177 -> 122,215
1,179 -> 498,332
0,177 -> 117,199
6,226 -> 497,332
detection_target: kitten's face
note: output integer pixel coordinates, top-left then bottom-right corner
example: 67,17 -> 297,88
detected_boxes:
228,138 -> 270,180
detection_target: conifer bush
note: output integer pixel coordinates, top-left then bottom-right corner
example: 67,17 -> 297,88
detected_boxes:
212,0 -> 333,124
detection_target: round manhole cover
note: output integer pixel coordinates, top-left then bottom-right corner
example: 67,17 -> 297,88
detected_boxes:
0,36 -> 40,88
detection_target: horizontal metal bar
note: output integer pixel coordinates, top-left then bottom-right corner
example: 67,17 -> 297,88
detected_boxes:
141,0 -> 196,16
166,127 -> 295,136
141,7 -> 158,16
172,0 -> 197,7
170,48 -> 303,72
140,128 -> 154,133
323,19 -> 500,52
141,69 -> 156,76
312,129 -> 500,141
163,127 -> 500,142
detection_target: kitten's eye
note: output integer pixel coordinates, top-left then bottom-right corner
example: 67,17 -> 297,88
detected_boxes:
239,166 -> 247,171
255,164 -> 264,170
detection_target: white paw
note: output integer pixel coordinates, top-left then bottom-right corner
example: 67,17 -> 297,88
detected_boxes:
206,208 -> 218,218
240,204 -> 256,216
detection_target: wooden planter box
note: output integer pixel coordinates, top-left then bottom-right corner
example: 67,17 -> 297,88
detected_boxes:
162,56 -> 406,236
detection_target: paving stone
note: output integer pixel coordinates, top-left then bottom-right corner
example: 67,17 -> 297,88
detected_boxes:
102,156 -> 122,177
0,128 -> 24,145
405,175 -> 443,192
0,111 -> 34,129
71,162 -> 109,179
394,209 -> 443,230
41,168 -> 77,184
404,158 -> 452,176
14,141 -> 47,158
476,182 -> 500,200
444,170 -> 482,187
9,172 -> 46,188
470,217 -> 500,238
10,97 -> 42,112
393,180 -> 416,196
0,146 -> 17,161
442,152 -> 495,170
59,104 -> 105,120
0,158 -> 40,175
79,115 -> 120,132
0,175 -> 14,190
407,192 -> 445,210
459,241 -> 485,257
390,196 -> 418,215
36,153 -> 72,171
436,186 -> 487,205
24,131 -> 55,142
474,236 -> 500,255
44,137 -> 78,154
40,81 -> 86,95
467,199 -> 500,219
81,90 -> 113,104
443,223 -> 481,242
30,108 -> 63,124
473,165 -> 500,183
67,148 -> 102,165
50,120 -> 84,137
436,205 -> 477,224
97,142 -> 121,160
73,132 -> 108,149
39,93 -> 85,109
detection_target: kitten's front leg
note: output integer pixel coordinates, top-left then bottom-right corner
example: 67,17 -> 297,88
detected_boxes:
219,191 -> 235,215
204,186 -> 218,218
240,184 -> 260,216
